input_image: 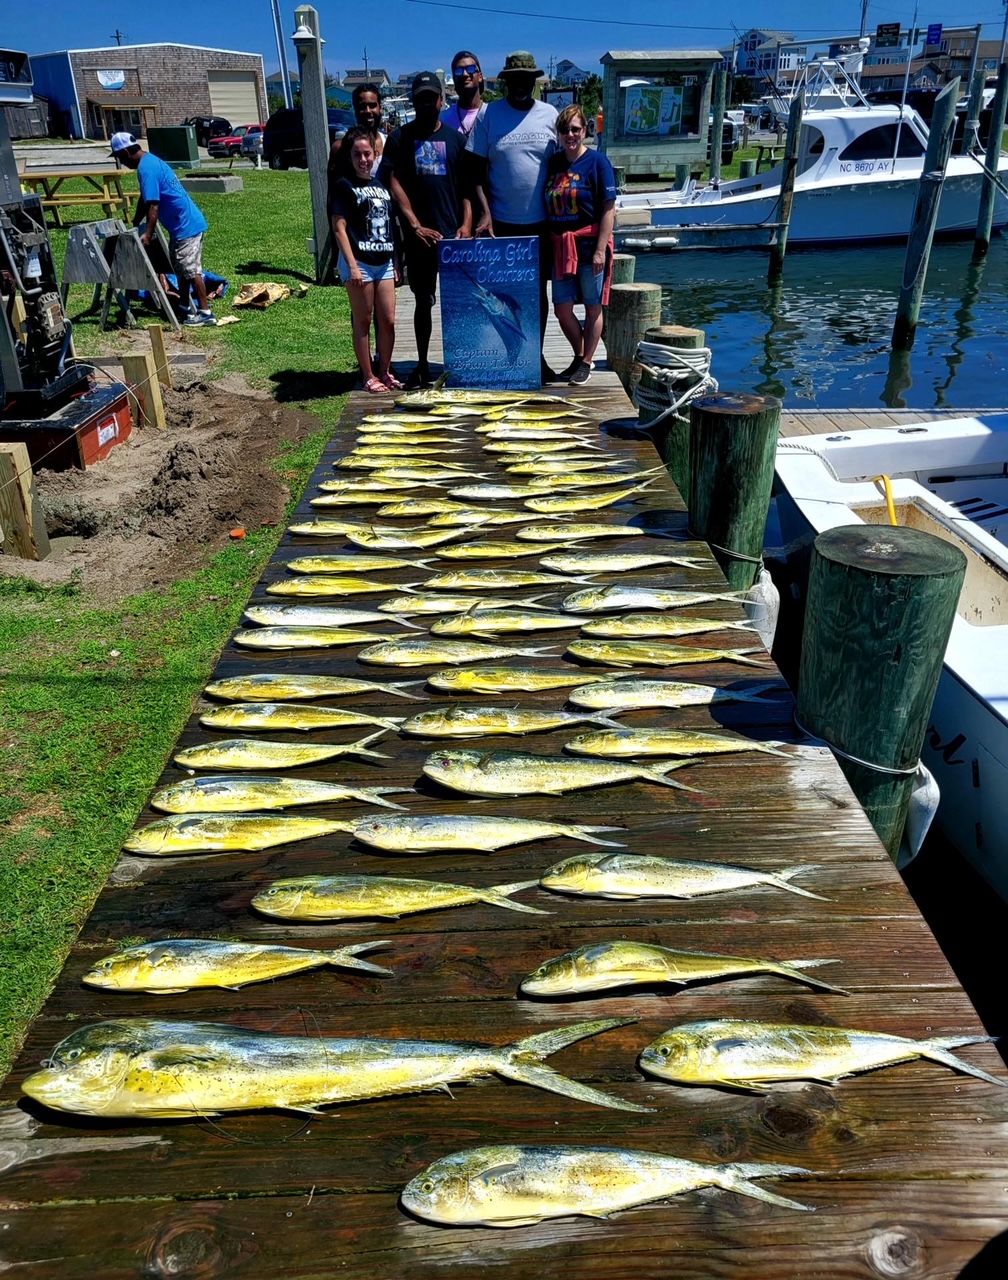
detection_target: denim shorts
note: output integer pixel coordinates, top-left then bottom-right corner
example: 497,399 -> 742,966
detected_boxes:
552,262 -> 604,306
338,254 -> 394,284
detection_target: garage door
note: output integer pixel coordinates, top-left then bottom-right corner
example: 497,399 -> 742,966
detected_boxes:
207,71 -> 260,126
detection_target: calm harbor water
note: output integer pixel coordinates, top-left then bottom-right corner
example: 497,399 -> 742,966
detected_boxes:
633,235 -> 1008,410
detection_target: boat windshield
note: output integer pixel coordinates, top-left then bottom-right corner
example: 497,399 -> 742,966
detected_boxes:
839,124 -> 925,161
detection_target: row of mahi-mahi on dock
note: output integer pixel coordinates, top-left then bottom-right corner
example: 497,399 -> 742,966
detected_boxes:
20,388 -> 1004,1230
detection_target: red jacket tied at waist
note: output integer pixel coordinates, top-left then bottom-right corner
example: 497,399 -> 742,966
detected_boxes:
551,223 -> 614,305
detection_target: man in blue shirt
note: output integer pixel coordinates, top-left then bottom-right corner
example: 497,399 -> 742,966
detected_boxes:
111,132 -> 216,325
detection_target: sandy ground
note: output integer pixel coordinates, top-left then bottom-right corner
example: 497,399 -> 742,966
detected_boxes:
1,366 -> 323,603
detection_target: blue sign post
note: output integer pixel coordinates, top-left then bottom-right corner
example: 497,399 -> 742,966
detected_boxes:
926,23 -> 943,49
438,236 -> 541,389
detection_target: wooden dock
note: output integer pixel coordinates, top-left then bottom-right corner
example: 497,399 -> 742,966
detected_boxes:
2,374 -> 1007,1276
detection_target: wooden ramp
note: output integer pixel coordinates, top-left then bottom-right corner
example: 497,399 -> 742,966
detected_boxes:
2,374 -> 1007,1276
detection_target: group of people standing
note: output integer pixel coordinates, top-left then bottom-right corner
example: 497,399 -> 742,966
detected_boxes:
327,50 -> 617,393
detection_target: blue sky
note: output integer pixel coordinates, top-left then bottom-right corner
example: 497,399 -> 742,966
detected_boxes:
5,3 -> 1005,84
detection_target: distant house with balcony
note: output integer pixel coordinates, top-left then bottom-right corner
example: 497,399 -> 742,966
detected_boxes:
725,29 -> 805,86
553,59 -> 590,86
343,68 -> 393,89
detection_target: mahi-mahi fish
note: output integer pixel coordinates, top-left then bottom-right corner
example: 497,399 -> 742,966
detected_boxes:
398,706 -> 622,737
540,551 -> 707,574
378,592 -> 550,617
173,732 -> 389,770
520,941 -> 847,997
401,1144 -> 811,1226
21,1017 -> 649,1118
562,585 -> 746,612
266,576 -> 424,598
638,1020 -> 1007,1090
566,640 -> 770,669
123,813 -> 350,855
203,673 -> 424,701
242,604 -> 417,629
565,678 -> 785,711
431,608 -> 591,636
285,554 -> 428,573
199,702 -> 404,733
150,775 -> 411,814
82,939 -> 393,993
564,728 -> 789,759
422,748 -> 699,796
342,813 -> 624,853
233,626 -> 390,650
426,666 -> 626,695
395,389 -> 571,407
356,638 -> 558,667
252,872 -> 546,919
580,615 -> 755,639
422,568 -> 589,590
539,853 -> 827,901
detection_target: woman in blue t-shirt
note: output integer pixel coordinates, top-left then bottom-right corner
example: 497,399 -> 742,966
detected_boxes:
330,127 -> 400,392
544,104 -> 617,386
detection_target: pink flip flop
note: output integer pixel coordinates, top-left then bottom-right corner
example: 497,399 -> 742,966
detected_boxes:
364,376 -> 388,394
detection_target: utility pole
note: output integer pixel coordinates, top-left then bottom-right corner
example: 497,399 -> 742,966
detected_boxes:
364,47 -> 370,80
1002,0 -> 1008,64
110,30 -> 125,46
292,6 -> 332,284
859,0 -> 869,39
269,0 -> 293,109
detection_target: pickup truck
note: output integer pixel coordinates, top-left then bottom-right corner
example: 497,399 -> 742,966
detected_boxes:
207,124 -> 263,158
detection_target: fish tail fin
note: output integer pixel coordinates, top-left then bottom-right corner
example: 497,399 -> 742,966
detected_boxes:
521,645 -> 560,656
433,371 -> 450,389
394,582 -> 423,594
557,823 -> 626,847
642,759 -> 703,792
386,681 -> 428,699
782,958 -> 849,995
328,941 -> 395,976
481,880 -> 550,914
510,1016 -> 636,1060
920,1037 -> 1006,1085
774,866 -> 830,901
496,1061 -> 654,1112
755,741 -> 793,757
349,729 -> 392,760
390,615 -> 426,630
587,712 -> 626,730
728,647 -> 773,668
720,1163 -> 814,1212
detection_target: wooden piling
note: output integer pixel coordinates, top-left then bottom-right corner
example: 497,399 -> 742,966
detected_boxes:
637,324 -> 705,503
148,325 -> 172,389
961,59 -> 986,156
767,95 -> 803,284
892,78 -> 960,349
601,254 -> 635,338
121,351 -> 167,431
0,444 -> 50,561
738,158 -> 756,179
688,392 -> 780,590
675,163 -> 691,191
605,282 -> 662,397
973,63 -> 1008,261
797,525 -> 966,859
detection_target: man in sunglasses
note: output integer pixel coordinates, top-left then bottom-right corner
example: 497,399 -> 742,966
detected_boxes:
443,52 -> 484,138
466,50 -> 558,383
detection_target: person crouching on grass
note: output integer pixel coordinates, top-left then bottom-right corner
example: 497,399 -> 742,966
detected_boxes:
330,127 -> 400,393
545,104 -> 617,386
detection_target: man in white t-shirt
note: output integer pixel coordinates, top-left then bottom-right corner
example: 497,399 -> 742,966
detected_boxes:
467,50 -> 558,381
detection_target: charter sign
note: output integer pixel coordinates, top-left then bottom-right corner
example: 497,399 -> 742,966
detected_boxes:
439,236 -> 541,389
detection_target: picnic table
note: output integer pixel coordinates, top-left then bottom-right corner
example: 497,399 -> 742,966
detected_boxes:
17,166 -> 133,227
754,144 -> 785,173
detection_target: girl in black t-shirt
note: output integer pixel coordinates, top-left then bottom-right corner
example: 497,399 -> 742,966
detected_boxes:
330,127 -> 400,392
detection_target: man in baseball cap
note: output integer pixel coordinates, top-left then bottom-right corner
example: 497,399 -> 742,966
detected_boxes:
466,51 -> 557,382
112,131 -> 217,325
380,71 -> 471,387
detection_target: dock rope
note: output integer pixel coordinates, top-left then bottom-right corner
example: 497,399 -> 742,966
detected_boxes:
632,341 -> 718,428
793,712 -> 920,776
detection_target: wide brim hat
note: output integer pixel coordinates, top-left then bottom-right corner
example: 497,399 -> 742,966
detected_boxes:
499,51 -> 543,78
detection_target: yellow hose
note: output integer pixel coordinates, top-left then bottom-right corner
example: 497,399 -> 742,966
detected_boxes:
872,474 -> 898,526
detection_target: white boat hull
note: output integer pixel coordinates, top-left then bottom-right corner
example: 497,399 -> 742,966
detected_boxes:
769,417 -> 1008,898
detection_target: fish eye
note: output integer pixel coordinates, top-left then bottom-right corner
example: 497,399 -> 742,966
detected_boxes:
65,1048 -> 83,1061
658,1045 -> 671,1057
421,1179 -> 435,1193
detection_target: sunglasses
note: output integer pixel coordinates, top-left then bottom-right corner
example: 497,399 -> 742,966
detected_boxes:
559,124 -> 584,134
453,64 -> 479,77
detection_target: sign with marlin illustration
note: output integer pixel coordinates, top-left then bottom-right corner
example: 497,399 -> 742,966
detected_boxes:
438,237 -> 541,389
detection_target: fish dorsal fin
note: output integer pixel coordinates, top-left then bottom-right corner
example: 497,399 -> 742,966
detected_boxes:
475,750 -> 497,772
580,943 -> 615,963
594,853 -> 633,872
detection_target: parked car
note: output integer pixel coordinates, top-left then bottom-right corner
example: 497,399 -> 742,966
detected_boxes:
207,124 -> 263,158
240,125 -> 264,161
182,115 -> 232,147
706,117 -> 741,167
262,107 -> 356,169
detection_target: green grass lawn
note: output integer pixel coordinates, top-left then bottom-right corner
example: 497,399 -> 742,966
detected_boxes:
0,170 -> 354,1075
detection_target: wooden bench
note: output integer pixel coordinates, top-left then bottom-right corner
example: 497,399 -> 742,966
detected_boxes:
755,143 -> 784,173
17,167 -> 133,227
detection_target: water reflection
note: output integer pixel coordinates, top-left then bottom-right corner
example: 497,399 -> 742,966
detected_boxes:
633,238 -> 1008,409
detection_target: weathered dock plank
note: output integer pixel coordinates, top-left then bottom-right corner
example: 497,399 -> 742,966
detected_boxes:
2,371 -> 1006,1277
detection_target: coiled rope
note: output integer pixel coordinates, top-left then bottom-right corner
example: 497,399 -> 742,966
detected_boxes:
631,341 -> 719,428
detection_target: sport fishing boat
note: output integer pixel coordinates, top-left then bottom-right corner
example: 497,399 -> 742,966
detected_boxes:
766,414 -> 1008,900
614,76 -> 1008,251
